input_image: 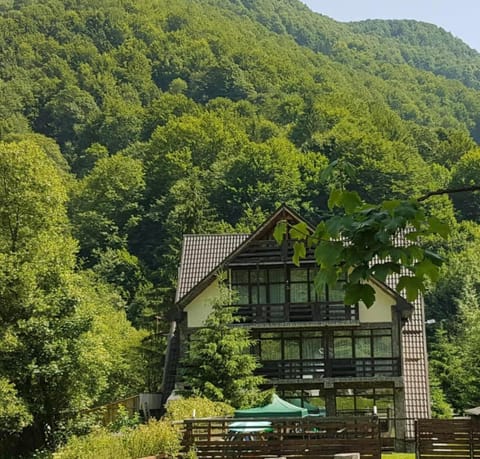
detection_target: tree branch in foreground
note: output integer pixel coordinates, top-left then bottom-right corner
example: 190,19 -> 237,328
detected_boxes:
418,185 -> 480,202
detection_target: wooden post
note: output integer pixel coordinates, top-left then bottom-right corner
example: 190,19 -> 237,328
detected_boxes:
470,418 -> 474,459
415,419 -> 419,459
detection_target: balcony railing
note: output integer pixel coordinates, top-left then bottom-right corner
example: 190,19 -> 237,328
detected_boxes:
229,239 -> 315,265
258,358 -> 400,380
235,302 -> 358,323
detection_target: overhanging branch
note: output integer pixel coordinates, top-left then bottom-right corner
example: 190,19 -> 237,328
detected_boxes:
417,185 -> 480,202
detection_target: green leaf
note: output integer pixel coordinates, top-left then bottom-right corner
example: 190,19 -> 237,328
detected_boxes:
314,241 -> 343,268
394,200 -> 420,219
325,215 -> 347,238
289,221 -> 309,240
340,191 -> 362,214
371,262 -> 401,282
314,268 -> 338,292
428,216 -> 450,239
273,221 -> 287,245
327,188 -> 343,210
406,245 -> 424,262
396,276 -> 424,302
312,221 -> 327,240
424,249 -> 444,266
349,265 -> 369,283
385,216 -> 405,232
405,231 -> 422,242
382,200 -> 402,214
414,258 -> 440,282
293,241 -> 306,266
343,161 -> 356,179
320,159 -> 339,183
345,283 -> 376,307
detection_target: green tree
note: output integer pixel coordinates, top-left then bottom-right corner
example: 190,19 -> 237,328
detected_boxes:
70,154 -> 145,262
451,148 -> 480,222
425,221 -> 480,325
0,141 -> 146,455
181,281 -> 264,408
429,283 -> 480,413
0,378 -> 32,440
274,160 -> 449,308
0,140 -> 86,453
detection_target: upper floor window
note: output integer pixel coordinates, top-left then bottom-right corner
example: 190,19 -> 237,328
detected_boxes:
257,330 -> 324,361
230,266 -> 346,306
231,268 -> 285,305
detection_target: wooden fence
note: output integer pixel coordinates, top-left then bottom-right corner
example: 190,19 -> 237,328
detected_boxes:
183,417 -> 381,459
416,419 -> 480,459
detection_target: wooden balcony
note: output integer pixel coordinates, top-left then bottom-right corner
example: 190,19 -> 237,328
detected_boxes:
258,357 -> 401,380
228,239 -> 315,265
234,302 -> 359,323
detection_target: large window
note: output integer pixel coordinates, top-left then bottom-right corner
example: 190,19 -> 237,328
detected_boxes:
280,389 -> 326,415
231,266 -> 346,305
257,330 -> 324,361
231,268 -> 285,305
333,329 -> 392,359
335,388 -> 394,416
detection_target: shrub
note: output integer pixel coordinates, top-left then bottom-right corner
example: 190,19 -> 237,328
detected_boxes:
54,420 -> 181,459
163,396 -> 234,421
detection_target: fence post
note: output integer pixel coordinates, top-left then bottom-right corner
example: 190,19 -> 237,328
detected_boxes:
470,418 -> 474,459
183,420 -> 193,450
415,420 -> 419,459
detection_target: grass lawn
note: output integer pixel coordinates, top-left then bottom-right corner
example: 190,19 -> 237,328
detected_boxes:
382,454 -> 415,459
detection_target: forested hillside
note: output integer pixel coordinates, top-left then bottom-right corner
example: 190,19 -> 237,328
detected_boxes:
1,0 -> 480,455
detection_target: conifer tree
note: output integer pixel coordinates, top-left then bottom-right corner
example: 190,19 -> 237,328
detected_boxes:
181,281 -> 264,408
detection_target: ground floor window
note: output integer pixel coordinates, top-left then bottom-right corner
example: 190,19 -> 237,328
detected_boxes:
335,387 -> 395,417
278,388 -> 326,415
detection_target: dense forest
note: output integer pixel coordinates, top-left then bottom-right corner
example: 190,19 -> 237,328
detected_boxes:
1,0 -> 480,455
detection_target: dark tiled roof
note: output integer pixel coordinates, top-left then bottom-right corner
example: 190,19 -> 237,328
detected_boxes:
384,228 -> 431,430
175,234 -> 248,302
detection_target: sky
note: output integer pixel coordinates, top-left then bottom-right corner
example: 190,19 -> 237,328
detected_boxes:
302,0 -> 480,52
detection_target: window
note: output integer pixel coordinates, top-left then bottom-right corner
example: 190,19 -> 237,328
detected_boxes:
231,268 -> 284,305
257,330 -> 324,361
303,331 -> 324,360
280,389 -> 326,415
230,267 -> 347,306
333,331 -> 353,358
335,388 -> 394,416
260,332 -> 282,360
290,268 -> 312,303
373,329 -> 392,357
333,329 -> 392,359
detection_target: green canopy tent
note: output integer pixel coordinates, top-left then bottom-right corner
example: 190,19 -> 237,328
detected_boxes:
286,398 -> 326,416
234,394 -> 308,418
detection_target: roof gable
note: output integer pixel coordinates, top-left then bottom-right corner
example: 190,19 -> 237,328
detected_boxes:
175,233 -> 248,302
176,204 -> 311,305
175,204 -> 414,315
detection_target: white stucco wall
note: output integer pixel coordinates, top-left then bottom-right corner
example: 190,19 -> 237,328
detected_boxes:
184,279 -> 220,328
358,282 -> 394,322
185,279 -> 395,327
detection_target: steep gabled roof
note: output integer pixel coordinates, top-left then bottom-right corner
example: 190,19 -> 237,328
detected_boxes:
175,233 -> 248,302
175,204 -> 411,312
176,204 -> 311,306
